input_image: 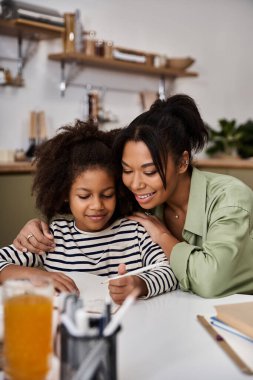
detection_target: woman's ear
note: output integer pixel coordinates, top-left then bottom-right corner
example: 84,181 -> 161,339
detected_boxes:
178,151 -> 190,173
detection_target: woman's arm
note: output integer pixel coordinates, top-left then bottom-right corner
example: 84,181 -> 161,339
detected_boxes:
13,219 -> 55,254
170,206 -> 253,298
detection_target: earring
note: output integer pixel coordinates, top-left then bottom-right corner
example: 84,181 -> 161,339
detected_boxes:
185,160 -> 189,165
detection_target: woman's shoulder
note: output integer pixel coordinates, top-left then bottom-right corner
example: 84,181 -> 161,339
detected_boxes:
202,170 -> 253,209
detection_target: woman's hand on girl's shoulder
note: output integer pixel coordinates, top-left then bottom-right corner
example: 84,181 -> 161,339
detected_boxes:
127,212 -> 169,242
13,218 -> 55,254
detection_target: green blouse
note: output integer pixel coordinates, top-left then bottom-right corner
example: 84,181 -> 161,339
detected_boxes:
156,168 -> 253,298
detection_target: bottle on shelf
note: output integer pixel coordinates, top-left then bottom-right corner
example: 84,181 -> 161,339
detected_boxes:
74,9 -> 84,53
0,67 -> 6,85
103,41 -> 114,59
63,13 -> 76,53
84,30 -> 96,56
26,111 -> 37,159
88,91 -> 99,126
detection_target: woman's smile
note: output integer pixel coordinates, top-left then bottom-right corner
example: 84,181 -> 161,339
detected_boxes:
134,192 -> 156,204
122,141 -> 179,208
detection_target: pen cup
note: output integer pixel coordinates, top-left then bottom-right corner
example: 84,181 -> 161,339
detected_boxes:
2,276 -> 54,380
60,318 -> 120,380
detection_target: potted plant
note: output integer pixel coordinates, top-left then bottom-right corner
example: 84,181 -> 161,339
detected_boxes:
237,120 -> 253,159
206,119 -> 242,158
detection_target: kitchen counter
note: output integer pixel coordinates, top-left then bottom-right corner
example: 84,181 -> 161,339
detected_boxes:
1,158 -> 253,174
194,158 -> 253,169
0,161 -> 36,173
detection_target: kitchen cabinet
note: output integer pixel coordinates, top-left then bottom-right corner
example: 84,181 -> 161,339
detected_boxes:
0,171 -> 40,246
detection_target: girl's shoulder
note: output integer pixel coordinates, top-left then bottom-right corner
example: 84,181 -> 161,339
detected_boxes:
111,217 -> 140,230
49,218 -> 74,232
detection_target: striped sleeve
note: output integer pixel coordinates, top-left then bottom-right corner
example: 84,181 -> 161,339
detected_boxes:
136,225 -> 178,298
0,245 -> 43,271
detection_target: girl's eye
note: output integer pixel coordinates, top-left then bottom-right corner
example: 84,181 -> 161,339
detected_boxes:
78,195 -> 89,199
102,193 -> 115,199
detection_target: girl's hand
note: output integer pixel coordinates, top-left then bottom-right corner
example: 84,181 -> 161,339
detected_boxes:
0,265 -> 79,295
13,219 -> 55,254
108,263 -> 146,305
47,272 -> 80,295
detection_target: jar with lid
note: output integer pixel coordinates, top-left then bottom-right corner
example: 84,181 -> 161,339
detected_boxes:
95,40 -> 104,57
84,31 -> 96,56
104,41 -> 114,59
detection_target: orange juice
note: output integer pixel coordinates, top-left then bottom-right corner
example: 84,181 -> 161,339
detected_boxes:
4,293 -> 53,380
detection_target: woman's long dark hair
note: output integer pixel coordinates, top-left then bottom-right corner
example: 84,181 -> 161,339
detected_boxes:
113,94 -> 208,189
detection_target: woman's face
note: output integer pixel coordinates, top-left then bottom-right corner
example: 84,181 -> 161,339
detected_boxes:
121,141 -> 180,209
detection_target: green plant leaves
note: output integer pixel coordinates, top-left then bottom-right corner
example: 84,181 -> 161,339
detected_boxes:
206,119 -> 253,158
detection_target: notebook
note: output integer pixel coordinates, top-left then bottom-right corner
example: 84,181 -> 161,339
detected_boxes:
215,302 -> 253,339
59,272 -> 119,314
197,314 -> 253,374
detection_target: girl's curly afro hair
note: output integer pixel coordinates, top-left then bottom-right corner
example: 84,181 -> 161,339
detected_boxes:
32,120 -> 125,222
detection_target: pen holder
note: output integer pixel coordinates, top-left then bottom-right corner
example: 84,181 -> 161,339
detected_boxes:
60,320 -> 120,380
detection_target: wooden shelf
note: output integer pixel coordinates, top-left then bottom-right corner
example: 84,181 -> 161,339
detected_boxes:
0,19 -> 63,40
48,52 -> 198,78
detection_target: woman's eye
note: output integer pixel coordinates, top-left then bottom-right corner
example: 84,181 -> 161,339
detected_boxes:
122,169 -> 132,174
144,171 -> 157,176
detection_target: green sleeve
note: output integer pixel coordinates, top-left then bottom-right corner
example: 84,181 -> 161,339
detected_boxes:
170,206 -> 253,298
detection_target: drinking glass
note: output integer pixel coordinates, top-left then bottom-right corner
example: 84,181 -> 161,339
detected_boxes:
3,276 -> 54,380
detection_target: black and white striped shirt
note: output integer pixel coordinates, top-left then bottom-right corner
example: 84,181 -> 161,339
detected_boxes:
0,218 -> 178,298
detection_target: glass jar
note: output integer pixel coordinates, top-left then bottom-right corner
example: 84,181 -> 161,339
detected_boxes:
104,41 -> 114,59
84,31 -> 96,56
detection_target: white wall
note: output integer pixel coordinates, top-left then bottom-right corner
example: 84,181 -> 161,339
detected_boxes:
0,0 -> 253,155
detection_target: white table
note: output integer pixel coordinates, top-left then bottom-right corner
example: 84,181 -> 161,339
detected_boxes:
1,273 -> 253,380
117,290 -> 253,380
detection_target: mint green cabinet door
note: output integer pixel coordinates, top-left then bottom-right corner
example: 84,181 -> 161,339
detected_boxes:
0,174 -> 40,246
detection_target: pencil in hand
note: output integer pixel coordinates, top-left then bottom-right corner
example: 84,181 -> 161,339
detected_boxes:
101,261 -> 167,284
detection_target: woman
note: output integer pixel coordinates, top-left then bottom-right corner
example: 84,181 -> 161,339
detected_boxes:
13,94 -> 253,298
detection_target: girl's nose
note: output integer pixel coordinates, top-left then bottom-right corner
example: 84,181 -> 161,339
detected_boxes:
90,196 -> 104,209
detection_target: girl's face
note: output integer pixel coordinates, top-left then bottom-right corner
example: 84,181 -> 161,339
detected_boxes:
121,141 -> 180,209
69,168 -> 116,232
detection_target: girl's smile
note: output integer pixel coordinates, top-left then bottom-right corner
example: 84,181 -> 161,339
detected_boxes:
69,168 -> 116,232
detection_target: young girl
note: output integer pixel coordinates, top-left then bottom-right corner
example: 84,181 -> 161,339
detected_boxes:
0,121 -> 177,304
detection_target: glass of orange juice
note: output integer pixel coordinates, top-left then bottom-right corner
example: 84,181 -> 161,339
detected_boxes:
3,276 -> 54,380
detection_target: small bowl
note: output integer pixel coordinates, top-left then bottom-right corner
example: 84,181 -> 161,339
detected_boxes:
166,57 -> 195,71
